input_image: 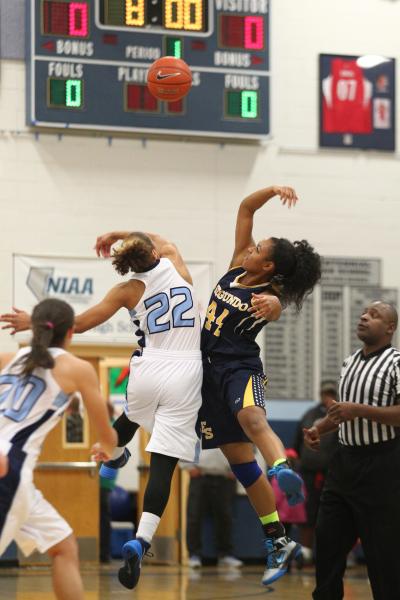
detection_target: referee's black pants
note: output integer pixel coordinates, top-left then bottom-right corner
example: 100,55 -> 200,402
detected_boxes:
313,438 -> 400,600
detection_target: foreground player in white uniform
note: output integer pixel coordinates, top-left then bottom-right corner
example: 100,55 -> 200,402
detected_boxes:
0,298 -> 117,600
93,231 -> 203,589
2,231 -> 203,590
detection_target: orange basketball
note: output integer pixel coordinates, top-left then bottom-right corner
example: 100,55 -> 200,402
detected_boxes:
147,56 -> 192,102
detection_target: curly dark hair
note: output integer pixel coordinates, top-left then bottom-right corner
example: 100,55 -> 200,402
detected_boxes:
21,299 -> 74,376
112,232 -> 156,275
269,237 -> 321,311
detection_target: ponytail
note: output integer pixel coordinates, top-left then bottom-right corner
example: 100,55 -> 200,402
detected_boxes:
270,238 -> 321,311
112,232 -> 156,275
20,299 -> 75,376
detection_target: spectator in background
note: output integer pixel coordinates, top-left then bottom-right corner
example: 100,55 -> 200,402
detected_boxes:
293,382 -> 339,563
65,393 -> 84,444
186,448 -> 243,569
100,402 -> 117,564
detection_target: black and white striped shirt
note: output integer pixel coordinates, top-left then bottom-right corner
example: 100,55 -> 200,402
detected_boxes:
338,345 -> 400,446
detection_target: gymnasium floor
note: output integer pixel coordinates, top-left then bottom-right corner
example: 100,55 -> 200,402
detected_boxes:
0,563 -> 373,599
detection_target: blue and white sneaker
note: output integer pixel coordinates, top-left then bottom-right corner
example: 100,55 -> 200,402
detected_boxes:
268,464 -> 304,506
99,448 -> 131,480
118,538 -> 150,590
262,536 -> 301,586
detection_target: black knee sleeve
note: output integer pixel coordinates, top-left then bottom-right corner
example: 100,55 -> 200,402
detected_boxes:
143,453 -> 178,517
113,412 -> 140,447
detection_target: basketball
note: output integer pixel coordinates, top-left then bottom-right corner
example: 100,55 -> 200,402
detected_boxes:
147,56 -> 192,102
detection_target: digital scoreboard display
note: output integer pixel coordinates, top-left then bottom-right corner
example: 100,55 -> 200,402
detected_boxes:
27,0 -> 270,139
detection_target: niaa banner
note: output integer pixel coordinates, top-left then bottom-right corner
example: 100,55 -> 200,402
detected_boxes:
13,254 -> 213,345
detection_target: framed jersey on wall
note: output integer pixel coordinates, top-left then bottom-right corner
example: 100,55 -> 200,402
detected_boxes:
319,53 -> 395,151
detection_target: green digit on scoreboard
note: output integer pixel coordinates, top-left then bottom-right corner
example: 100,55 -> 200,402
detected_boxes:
226,90 -> 258,119
49,78 -> 83,109
166,37 -> 182,58
66,80 -> 82,107
241,91 -> 258,118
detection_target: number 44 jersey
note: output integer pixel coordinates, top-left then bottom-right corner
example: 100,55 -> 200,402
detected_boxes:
129,258 -> 201,353
201,266 -> 275,361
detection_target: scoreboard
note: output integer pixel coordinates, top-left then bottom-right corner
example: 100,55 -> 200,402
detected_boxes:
27,0 -> 270,139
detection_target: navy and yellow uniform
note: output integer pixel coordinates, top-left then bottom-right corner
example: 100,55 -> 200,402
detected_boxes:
199,266 -> 277,448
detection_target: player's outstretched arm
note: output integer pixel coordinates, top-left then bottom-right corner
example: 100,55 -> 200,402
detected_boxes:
74,360 -> 117,459
74,282 -> 141,333
230,185 -> 298,268
0,285 -> 135,336
0,308 -> 32,335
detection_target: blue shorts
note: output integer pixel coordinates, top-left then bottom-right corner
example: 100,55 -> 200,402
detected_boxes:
197,356 -> 268,449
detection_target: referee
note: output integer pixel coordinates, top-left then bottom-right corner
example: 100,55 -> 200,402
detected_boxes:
304,301 -> 400,600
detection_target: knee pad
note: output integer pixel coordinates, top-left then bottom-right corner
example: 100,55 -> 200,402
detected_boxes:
230,461 -> 262,488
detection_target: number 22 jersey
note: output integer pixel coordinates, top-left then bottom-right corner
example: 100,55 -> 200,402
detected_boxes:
129,258 -> 201,353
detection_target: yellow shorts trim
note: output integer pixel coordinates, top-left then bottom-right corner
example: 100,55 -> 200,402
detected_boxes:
243,376 -> 255,409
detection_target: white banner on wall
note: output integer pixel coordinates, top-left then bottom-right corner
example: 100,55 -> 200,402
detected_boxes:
13,254 -> 213,345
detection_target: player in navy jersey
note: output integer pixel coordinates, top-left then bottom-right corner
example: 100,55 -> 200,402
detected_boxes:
199,184 -> 321,585
0,298 -> 117,600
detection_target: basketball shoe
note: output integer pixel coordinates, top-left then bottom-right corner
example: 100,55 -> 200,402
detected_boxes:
118,537 -> 151,589
262,536 -> 301,586
99,448 -> 131,479
267,463 -> 304,506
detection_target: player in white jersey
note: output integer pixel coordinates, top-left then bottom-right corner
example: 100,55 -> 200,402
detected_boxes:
0,298 -> 117,600
1,230 -> 203,590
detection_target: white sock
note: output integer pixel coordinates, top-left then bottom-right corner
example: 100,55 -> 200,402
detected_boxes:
110,446 -> 125,461
136,512 -> 160,544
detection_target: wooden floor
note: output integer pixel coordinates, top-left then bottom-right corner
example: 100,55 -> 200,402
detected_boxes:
0,563 -> 373,599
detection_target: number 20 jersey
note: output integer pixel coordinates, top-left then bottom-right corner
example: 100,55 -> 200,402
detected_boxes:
201,266 -> 272,360
129,258 -> 201,353
0,348 -> 72,467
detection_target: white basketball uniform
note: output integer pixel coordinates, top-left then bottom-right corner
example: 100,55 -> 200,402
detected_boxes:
0,348 -> 73,557
126,258 -> 202,462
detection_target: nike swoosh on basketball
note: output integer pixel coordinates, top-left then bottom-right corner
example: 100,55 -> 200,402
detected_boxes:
156,71 -> 181,80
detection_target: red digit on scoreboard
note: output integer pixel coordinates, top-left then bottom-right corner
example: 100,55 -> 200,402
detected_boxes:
42,1 -> 89,38
220,14 -> 264,50
244,16 -> 264,50
69,2 -> 88,37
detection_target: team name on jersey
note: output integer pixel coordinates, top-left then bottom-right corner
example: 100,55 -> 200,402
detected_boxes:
213,284 -> 249,311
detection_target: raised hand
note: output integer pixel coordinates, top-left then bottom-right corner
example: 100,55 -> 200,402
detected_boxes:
94,231 -> 127,258
274,186 -> 298,208
0,307 -> 31,335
